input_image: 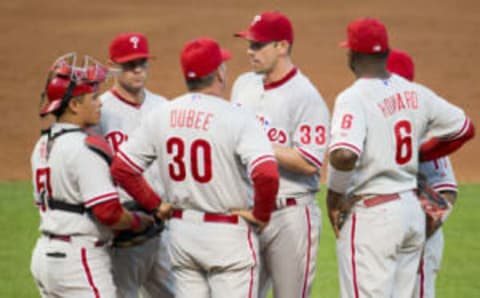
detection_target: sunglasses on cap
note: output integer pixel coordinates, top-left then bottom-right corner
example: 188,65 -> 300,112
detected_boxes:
120,58 -> 149,71
248,41 -> 277,51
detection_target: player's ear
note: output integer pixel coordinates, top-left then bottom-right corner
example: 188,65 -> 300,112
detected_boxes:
217,63 -> 226,84
68,94 -> 86,114
277,40 -> 290,55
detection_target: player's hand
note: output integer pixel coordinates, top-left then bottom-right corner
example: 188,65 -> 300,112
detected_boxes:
131,212 -> 154,232
326,190 -> 347,239
231,209 -> 268,232
154,201 -> 173,220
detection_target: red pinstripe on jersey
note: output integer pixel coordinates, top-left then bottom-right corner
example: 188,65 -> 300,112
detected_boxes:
117,149 -> 144,173
446,117 -> 471,140
301,206 -> 313,298
81,248 -> 100,298
329,142 -> 363,156
351,213 -> 359,298
249,154 -> 276,176
432,183 -> 457,192
247,226 -> 257,298
296,146 -> 323,168
84,192 -> 118,208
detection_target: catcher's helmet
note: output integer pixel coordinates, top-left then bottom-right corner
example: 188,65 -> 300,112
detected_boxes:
40,53 -> 108,117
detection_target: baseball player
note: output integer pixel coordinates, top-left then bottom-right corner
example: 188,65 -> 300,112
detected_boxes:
110,37 -> 280,298
30,53 -> 155,298
327,18 -> 474,297
387,48 -> 459,298
98,32 -> 174,298
232,11 -> 330,298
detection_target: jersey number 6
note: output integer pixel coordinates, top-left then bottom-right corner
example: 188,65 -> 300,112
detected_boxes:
394,120 -> 413,165
167,137 -> 212,183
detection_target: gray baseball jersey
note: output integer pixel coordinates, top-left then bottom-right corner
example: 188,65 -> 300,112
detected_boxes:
31,123 -> 117,240
329,74 -> 469,196
231,69 -> 329,198
118,92 -> 275,211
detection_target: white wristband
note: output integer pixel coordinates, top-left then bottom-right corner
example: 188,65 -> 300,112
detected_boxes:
327,164 -> 354,194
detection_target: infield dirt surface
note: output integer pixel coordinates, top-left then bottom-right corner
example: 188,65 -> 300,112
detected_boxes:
1,0 -> 478,181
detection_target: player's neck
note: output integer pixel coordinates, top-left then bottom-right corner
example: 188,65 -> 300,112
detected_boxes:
56,113 -> 85,128
197,84 -> 223,98
263,58 -> 295,85
112,83 -> 145,105
354,64 -> 390,79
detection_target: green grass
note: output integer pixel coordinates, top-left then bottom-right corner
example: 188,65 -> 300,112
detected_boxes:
0,181 -> 40,298
1,182 -> 479,297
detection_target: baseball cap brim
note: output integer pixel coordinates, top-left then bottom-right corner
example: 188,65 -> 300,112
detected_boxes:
40,100 -> 62,117
339,41 -> 350,48
113,53 -> 155,64
234,31 -> 267,42
221,49 -> 232,62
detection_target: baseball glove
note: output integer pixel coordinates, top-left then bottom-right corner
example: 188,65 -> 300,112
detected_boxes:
417,175 -> 452,238
113,201 -> 165,248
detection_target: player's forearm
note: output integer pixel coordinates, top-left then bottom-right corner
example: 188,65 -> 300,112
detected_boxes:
329,148 -> 358,171
110,156 -> 161,212
273,145 -> 318,175
91,199 -> 139,230
251,160 -> 280,222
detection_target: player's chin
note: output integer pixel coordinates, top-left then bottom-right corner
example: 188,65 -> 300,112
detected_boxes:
91,112 -> 101,125
250,62 -> 265,74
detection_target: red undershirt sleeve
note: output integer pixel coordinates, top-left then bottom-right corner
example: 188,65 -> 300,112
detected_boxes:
251,160 -> 280,222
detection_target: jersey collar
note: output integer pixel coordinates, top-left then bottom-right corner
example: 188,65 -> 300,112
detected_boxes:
263,67 -> 298,91
110,89 -> 143,109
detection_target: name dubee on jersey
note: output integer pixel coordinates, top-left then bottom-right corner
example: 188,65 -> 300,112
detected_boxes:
378,91 -> 419,117
170,108 -> 214,131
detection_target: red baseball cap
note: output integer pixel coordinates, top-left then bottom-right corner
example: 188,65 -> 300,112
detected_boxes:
340,18 -> 389,54
109,32 -> 153,63
387,49 -> 415,81
180,37 -> 231,80
234,11 -> 294,44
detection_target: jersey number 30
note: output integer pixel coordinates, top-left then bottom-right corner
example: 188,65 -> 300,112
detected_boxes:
167,137 -> 212,183
394,120 -> 413,165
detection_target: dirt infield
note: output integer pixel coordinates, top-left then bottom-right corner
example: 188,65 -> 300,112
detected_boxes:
1,0 -> 478,181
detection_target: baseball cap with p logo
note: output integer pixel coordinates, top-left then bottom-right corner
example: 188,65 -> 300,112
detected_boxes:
180,37 -> 231,80
109,32 -> 153,63
340,18 -> 389,54
234,11 -> 294,44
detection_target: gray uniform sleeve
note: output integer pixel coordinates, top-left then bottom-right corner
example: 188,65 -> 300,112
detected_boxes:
73,146 -> 119,208
235,109 -> 275,175
419,157 -> 457,193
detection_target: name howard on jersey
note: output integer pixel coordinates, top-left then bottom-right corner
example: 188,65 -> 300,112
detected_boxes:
378,90 -> 418,117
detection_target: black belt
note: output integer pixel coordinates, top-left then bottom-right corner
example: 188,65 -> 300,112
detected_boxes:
47,199 -> 86,214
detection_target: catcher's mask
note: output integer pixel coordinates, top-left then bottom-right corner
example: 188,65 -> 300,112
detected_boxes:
40,53 -> 109,117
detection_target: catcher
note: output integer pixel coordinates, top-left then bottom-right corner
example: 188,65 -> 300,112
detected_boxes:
30,53 -> 156,298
